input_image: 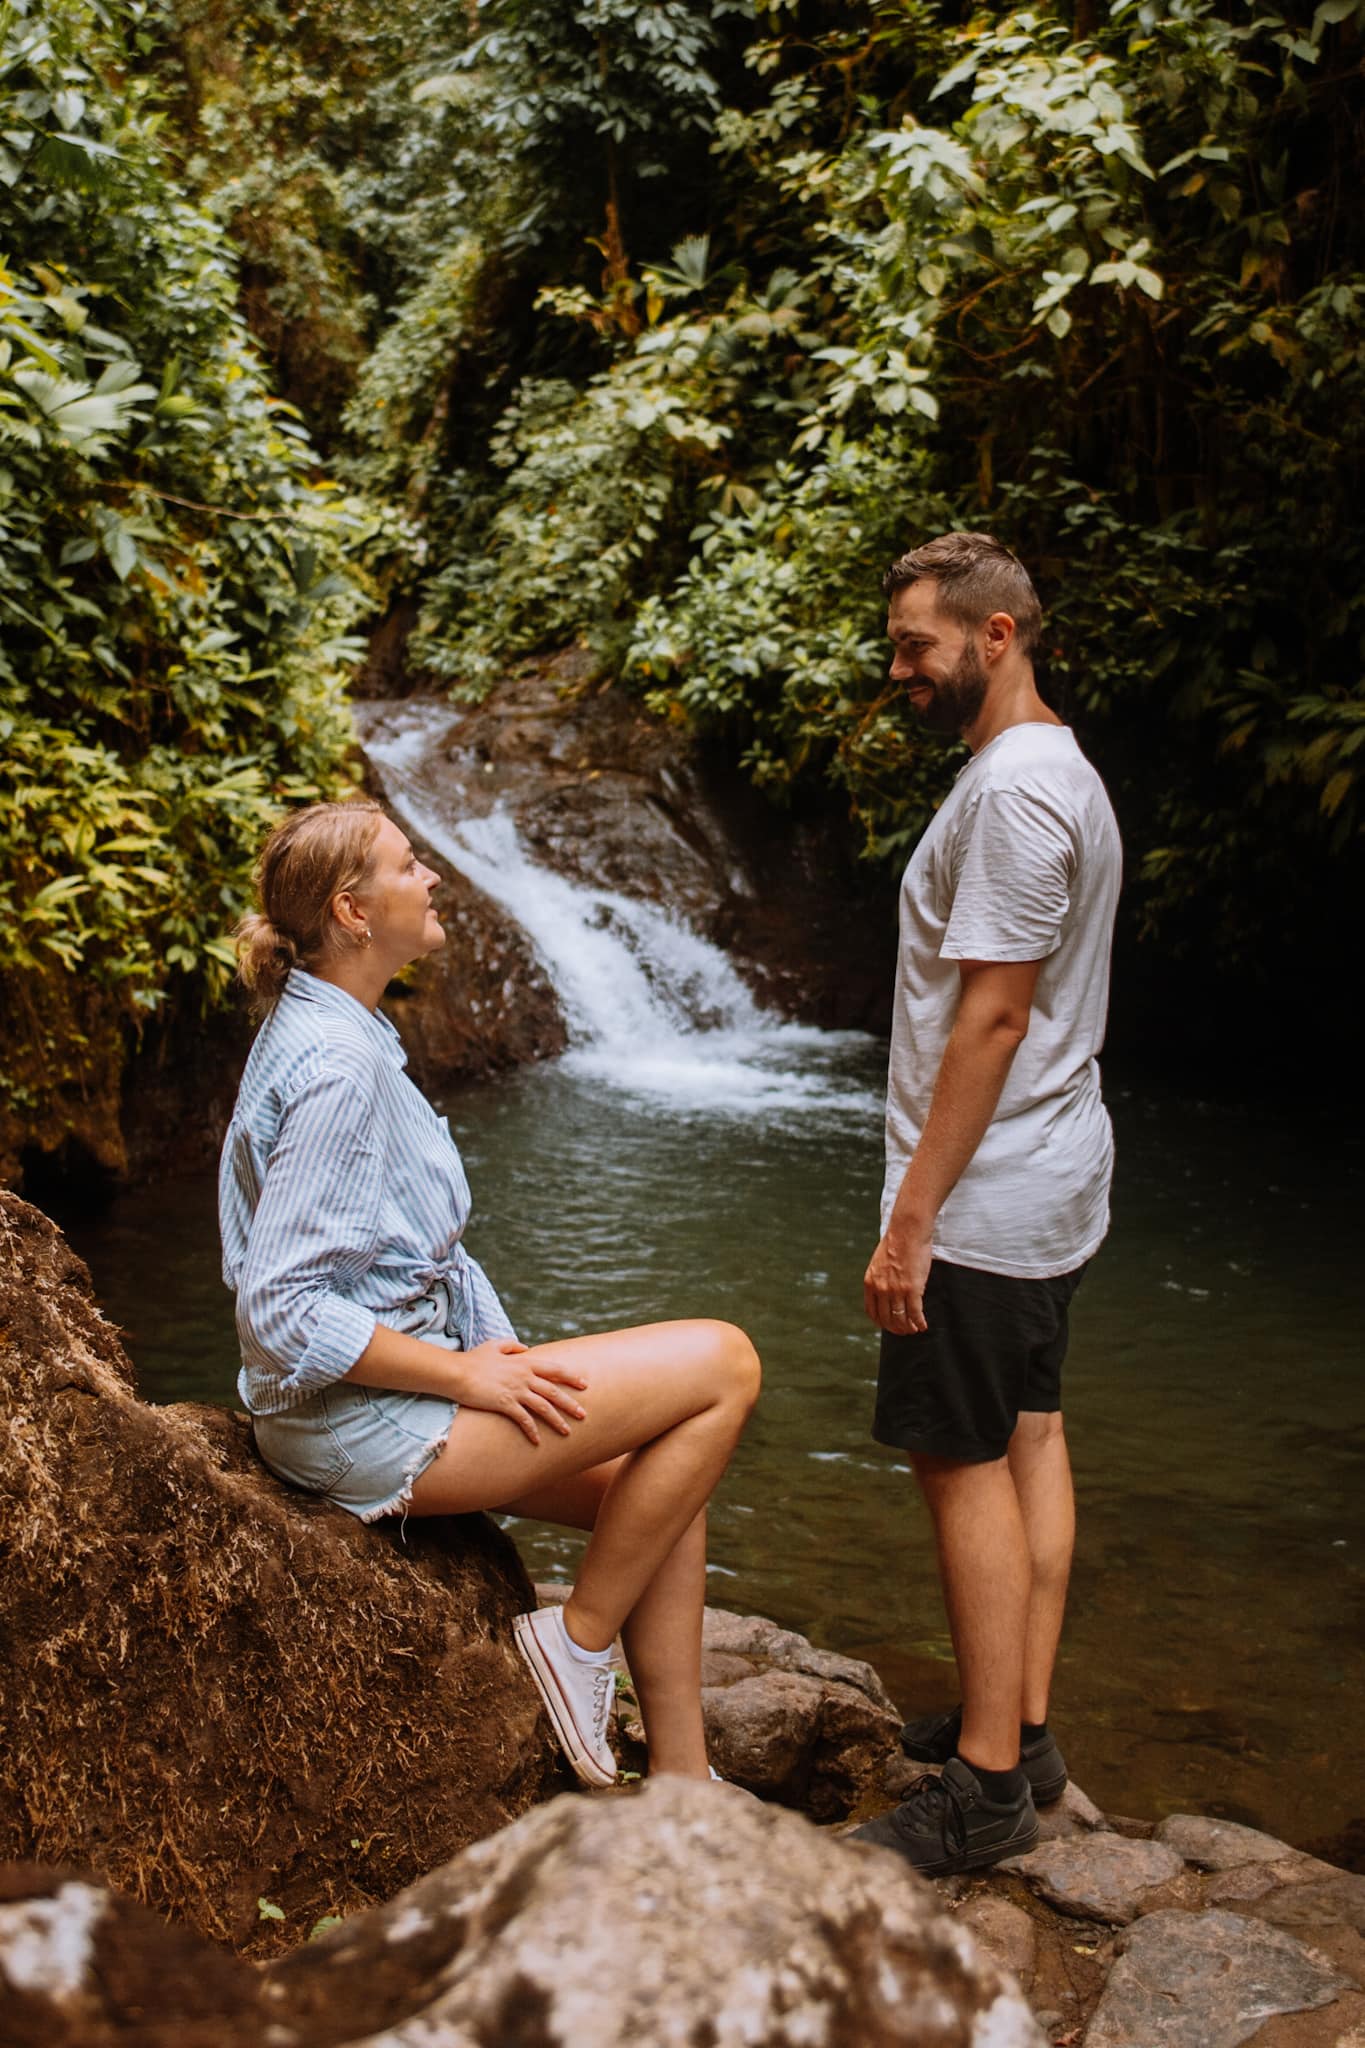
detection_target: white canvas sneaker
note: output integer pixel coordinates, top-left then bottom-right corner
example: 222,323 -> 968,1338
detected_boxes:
513,1605 -> 618,1788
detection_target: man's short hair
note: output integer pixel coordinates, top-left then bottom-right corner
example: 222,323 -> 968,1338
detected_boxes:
882,531 -> 1042,659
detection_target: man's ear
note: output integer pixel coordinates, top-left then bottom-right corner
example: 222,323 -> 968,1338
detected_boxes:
983,610 -> 1017,663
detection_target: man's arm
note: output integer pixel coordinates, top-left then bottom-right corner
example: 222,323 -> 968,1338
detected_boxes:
864,956 -> 1041,1333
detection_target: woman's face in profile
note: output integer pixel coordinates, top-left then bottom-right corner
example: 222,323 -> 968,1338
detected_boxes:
358,816 -> 446,966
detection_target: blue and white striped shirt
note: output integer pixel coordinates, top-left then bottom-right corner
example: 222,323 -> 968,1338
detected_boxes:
219,969 -> 516,1416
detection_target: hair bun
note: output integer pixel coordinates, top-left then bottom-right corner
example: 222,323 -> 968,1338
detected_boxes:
235,913 -> 298,1013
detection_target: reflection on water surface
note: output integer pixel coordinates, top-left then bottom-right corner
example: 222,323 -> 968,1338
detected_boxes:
68,1057 -> 1364,1853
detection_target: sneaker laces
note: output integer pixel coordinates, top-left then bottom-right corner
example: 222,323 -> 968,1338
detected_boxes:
589,1663 -> 614,1747
898,1770 -> 970,1859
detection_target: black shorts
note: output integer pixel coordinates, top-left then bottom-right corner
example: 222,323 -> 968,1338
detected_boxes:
873,1258 -> 1088,1464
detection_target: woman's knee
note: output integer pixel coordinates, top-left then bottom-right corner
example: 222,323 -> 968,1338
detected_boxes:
696,1318 -> 761,1409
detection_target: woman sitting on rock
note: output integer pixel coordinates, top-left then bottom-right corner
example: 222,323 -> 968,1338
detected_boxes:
220,798 -> 760,1789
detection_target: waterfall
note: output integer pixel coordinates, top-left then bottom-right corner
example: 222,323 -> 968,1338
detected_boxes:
361,701 -> 879,1121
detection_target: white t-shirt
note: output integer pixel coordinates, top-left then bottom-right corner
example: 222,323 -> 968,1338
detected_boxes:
881,722 -> 1122,1279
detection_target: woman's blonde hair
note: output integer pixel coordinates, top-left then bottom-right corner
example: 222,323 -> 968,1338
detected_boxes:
235,799 -> 385,1015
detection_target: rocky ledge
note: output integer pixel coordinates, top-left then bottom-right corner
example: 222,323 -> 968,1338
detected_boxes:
3,1766 -> 1361,2048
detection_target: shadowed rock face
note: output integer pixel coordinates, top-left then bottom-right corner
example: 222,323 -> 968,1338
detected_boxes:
0,1194 -> 561,1956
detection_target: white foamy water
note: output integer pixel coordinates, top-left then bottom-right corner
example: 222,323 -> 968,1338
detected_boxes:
361,703 -> 881,1121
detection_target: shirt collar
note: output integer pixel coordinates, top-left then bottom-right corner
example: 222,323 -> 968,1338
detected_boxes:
283,968 -> 408,1069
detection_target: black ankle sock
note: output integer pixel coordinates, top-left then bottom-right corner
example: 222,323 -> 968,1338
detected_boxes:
959,1758 -> 1028,1803
1021,1720 -> 1049,1743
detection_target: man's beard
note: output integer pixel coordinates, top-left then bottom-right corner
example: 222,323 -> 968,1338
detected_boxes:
911,644 -> 989,735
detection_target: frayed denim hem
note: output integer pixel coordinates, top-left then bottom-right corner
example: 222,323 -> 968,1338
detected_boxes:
357,1413 -> 455,1533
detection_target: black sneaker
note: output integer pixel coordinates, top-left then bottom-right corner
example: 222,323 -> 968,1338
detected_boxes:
850,1757 -> 1038,1876
899,1704 -> 1068,1806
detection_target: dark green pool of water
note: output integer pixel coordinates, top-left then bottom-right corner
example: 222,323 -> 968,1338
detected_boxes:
67,1061 -> 1364,1853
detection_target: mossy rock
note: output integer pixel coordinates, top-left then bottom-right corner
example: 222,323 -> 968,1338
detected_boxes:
0,1194 -> 560,1955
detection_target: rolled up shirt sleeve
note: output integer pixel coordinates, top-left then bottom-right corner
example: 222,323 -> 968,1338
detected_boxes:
233,1067 -> 383,1397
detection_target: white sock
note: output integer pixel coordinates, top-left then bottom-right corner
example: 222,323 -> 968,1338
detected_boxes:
558,1607 -> 613,1665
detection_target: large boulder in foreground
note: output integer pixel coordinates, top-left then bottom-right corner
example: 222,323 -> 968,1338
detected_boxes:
275,1777 -> 1045,2046
0,1780 -> 1045,2047
0,1194 -> 558,1955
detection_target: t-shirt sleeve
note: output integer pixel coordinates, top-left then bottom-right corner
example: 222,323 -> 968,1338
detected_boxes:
940,786 -> 1075,963
232,1065 -> 382,1396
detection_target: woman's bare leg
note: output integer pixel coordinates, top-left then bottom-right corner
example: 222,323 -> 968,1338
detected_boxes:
406,1318 -> 758,1656
506,1463 -> 710,1778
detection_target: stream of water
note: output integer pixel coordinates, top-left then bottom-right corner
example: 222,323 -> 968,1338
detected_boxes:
66,734 -> 1365,1854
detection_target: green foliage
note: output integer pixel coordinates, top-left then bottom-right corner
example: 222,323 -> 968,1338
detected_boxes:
620,0 -> 1365,956
1,0 -> 362,1135
413,244 -> 830,680
6,0 -> 1365,1156
184,0 -> 1362,968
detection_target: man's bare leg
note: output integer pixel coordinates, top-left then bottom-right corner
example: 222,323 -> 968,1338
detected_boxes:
1007,1409 -> 1074,1727
910,1451 -> 1029,1771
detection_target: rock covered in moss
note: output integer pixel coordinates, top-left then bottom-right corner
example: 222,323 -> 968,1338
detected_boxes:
0,1194 -> 559,1955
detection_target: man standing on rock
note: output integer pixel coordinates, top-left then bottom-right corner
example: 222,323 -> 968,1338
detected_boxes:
851,531 -> 1121,1877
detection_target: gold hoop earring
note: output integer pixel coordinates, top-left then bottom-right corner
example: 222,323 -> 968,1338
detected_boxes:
360,927 -> 373,948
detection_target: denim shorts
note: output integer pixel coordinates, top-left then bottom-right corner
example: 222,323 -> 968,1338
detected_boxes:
253,1381 -> 457,1523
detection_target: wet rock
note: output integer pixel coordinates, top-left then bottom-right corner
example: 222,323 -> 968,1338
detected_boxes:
1260,1870 -> 1365,1941
1157,1814 -> 1297,1870
0,1863 -> 265,2047
1208,1861 -> 1304,1906
1209,1864 -> 1365,1989
1004,1835 -> 1185,1924
1208,1865 -> 1365,1930
265,1776 -> 1047,2046
700,1608 -> 899,1714
1083,1907 -> 1351,2048
0,1194 -> 558,1956
1037,1781 -> 1111,1843
696,1613 -> 902,1819
953,1894 -> 1038,1991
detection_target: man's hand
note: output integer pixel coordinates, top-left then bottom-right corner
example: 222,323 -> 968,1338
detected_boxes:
865,958 -> 1040,1336
864,1224 -> 934,1335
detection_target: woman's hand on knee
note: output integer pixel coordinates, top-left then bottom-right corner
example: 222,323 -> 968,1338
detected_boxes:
453,1340 -> 589,1445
